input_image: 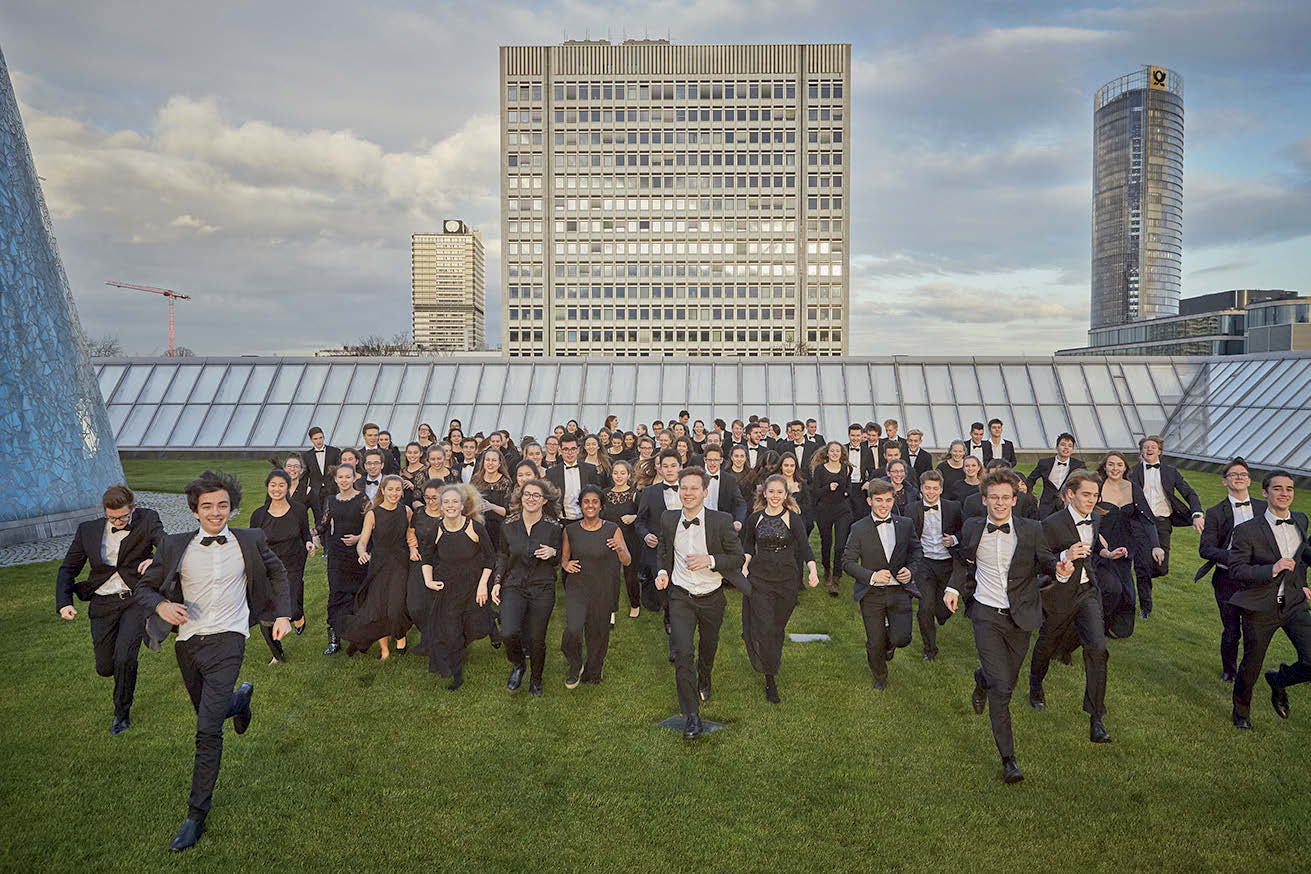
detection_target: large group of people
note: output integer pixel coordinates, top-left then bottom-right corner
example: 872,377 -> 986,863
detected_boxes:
55,410 -> 1310,850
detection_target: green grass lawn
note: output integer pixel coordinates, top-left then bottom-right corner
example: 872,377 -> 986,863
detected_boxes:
2,465 -> 1309,871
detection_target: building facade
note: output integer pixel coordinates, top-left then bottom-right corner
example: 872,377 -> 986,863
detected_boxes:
412,221 -> 485,351
1091,66 -> 1184,331
499,41 -> 851,357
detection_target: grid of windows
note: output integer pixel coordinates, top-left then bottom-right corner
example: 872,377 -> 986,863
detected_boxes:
412,229 -> 485,351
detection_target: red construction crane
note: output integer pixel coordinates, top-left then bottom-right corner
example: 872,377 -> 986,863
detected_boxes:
105,281 -> 192,355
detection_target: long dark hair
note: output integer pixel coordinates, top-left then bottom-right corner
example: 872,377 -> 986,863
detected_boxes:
810,440 -> 850,476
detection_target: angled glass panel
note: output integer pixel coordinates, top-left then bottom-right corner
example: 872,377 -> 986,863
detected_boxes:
1260,360 -> 1304,400
396,365 -> 429,403
1001,365 -> 1034,404
1121,403 -> 1144,439
977,364 -> 1007,403
222,405 -> 261,447
318,365 -> 352,404
495,406 -> 526,439
417,406 -> 448,437
1148,365 -> 1186,403
266,365 -> 304,404
768,405 -> 797,426
213,365 -> 251,404
503,364 -> 534,403
897,365 -> 926,404
580,405 -> 608,429
371,365 -> 404,404
97,365 -> 126,400
556,365 -> 583,403
477,365 -> 506,401
1037,405 -> 1071,444
472,404 -> 502,434
345,364 -> 379,403
607,405 -> 636,435
331,405 -> 366,447
1010,406 -> 1043,449
1209,364 -> 1257,408
1208,408 -> 1258,458
949,365 -> 980,404
713,365 -> 737,406
820,365 -> 846,404
445,405 -> 475,435
237,365 -> 275,404
251,405 -> 289,446
634,405 -> 662,429
1280,362 -> 1311,405
1056,366 -> 1089,404
930,407 -> 960,449
161,365 -> 200,403
1270,409 -> 1311,466
1028,365 -> 1062,404
903,406 -> 932,446
530,364 -> 559,400
425,365 -> 457,403
521,405 -> 553,440
1138,405 -> 1168,437
196,405 -> 236,446
871,365 -> 898,403
876,405 -> 903,431
1098,407 -> 1133,448
1120,364 -> 1159,405
687,364 -> 713,402
820,406 -> 849,443
278,404 -> 317,446
1066,406 -> 1104,447
958,405 -> 986,436
549,405 -> 576,431
608,365 -> 636,402
843,364 -> 871,405
662,364 -> 688,404
171,405 -> 209,447
364,405 -> 395,433
117,405 -> 156,446
792,363 -> 819,406
142,405 -> 183,447
110,365 -> 152,404
582,364 -> 611,404
1082,364 -> 1116,405
847,404 -> 875,431
923,365 -> 952,404
390,405 -> 420,443
291,364 -> 327,403
741,365 -> 766,404
137,366 -> 175,404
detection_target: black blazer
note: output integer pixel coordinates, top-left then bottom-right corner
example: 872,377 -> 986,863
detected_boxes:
136,528 -> 291,651
656,508 -> 749,596
1040,508 -> 1102,615
904,449 -> 934,479
842,513 -> 921,603
1026,456 -> 1087,516
635,481 -> 681,547
1128,461 -> 1203,526
948,515 -> 1057,632
907,497 -> 963,553
779,440 -> 820,471
546,461 -> 600,494
55,508 -> 165,611
982,440 -> 1017,466
359,445 -> 401,475
1196,497 -> 1268,582
707,470 -> 748,525
1228,513 -> 1311,613
301,444 -> 341,489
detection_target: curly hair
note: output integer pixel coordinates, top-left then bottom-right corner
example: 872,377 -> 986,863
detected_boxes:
185,470 -> 242,513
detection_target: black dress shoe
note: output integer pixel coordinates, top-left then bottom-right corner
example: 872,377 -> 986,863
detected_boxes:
1221,670 -> 1236,684
923,652 -> 936,662
682,713 -> 703,740
872,677 -> 887,692
972,676 -> 987,716
1029,685 -> 1046,711
764,675 -> 780,704
490,630 -> 503,650
293,622 -> 305,636
1059,652 -> 1073,666
885,644 -> 896,663
168,817 -> 205,852
110,713 -> 130,735
1267,670 -> 1290,719
507,664 -> 525,692
1233,714 -> 1252,730
447,669 -> 464,692
1001,757 -> 1024,784
1090,716 -> 1112,743
698,678 -> 711,702
323,630 -> 340,655
1139,607 -> 1151,620
565,663 -> 582,689
232,682 -> 254,735
528,680 -> 543,696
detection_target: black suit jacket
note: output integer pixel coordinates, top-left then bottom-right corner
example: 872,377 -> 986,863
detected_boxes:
706,470 -> 748,525
948,515 -> 1057,632
1026,456 -> 1087,516
136,528 -> 291,651
656,508 -> 749,596
301,445 -> 341,489
907,497 -> 963,558
778,440 -> 820,471
842,443 -> 876,485
842,514 -> 921,603
1128,461 -> 1204,526
904,449 -> 933,479
1196,497 -> 1268,582
635,482 -> 681,546
1040,508 -> 1101,615
55,508 -> 165,611
1228,513 -> 1311,613
546,461 -> 600,518
982,439 -> 1016,466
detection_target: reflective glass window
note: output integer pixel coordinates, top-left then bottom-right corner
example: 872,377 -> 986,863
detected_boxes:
364,405 -> 395,433
117,405 -> 157,446
142,405 -> 183,447
425,366 -> 457,403
332,405 -> 367,446
1082,365 -> 1116,405
396,365 -> 429,403
521,405 -> 553,440
137,366 -> 175,404
503,365 -> 534,403
449,365 -> 482,404
373,365 -> 405,404
820,365 -> 845,403
479,365 -> 507,400
163,365 -> 202,403
318,366 -> 352,404
530,365 -> 558,400
930,407 -> 960,448
609,365 -> 636,402
1037,405 -> 1071,443
687,365 -> 713,403
238,365 -> 276,403
662,364 -> 688,404
949,365 -> 981,404
557,365 -> 583,403
390,405 -> 420,442
266,365 -> 304,404
213,365 -> 251,404
295,365 -> 330,403
1010,406 -> 1043,448
871,366 -> 897,404
977,365 -> 1007,403
713,365 -> 737,406
111,365 -> 153,403
1056,366 -> 1090,404
171,405 -> 210,447
472,404 -> 502,433
1120,364 -> 1159,405
251,405 -> 289,446
1028,366 -> 1062,404
222,406 -> 261,447
742,365 -> 767,404
345,365 -> 379,403
1098,407 -> 1133,447
97,365 -> 126,400
792,364 -> 819,406
903,406 -> 932,446
278,405 -> 317,445
196,405 -> 236,445
897,365 -> 926,404
923,365 -> 951,403
1001,365 -> 1034,404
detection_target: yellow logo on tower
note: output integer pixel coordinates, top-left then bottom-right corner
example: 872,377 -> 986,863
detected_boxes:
1148,66 -> 1168,90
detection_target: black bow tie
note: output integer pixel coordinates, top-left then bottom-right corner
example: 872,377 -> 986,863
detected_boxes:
872,517 -> 891,527
1275,518 -> 1294,526
682,517 -> 701,529
367,479 -> 379,484
664,483 -> 679,491
1076,518 -> 1092,527
709,474 -> 718,480
1145,463 -> 1160,470
987,522 -> 1011,534
111,525 -> 132,533
565,464 -> 578,470
1055,461 -> 1067,466
1234,500 -> 1251,507
200,535 -> 228,546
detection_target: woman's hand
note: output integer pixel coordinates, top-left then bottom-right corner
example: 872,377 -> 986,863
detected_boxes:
563,559 -> 581,574
491,584 -> 501,606
409,548 -> 421,562
357,551 -> 370,565
1152,547 -> 1165,565
306,541 -> 317,557
621,514 -> 637,525
807,566 -> 820,588
427,579 -> 445,591
476,584 -> 488,606
534,544 -> 557,560
342,534 -> 359,546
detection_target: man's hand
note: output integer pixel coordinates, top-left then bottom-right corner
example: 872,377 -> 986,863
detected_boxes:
807,567 -> 820,588
1274,557 -> 1296,576
307,541 -> 317,558
1151,547 -> 1165,565
271,617 -> 292,641
59,606 -> 77,620
1068,542 -> 1091,561
1109,546 -> 1129,560
733,521 -> 742,532
655,571 -> 669,590
942,535 -> 957,548
156,601 -> 189,625
872,569 -> 892,585
943,590 -> 959,613
895,567 -> 912,584
1056,559 -> 1075,578
342,534 -> 359,546
686,553 -> 713,572
1192,515 -> 1206,535
644,533 -> 659,548
476,584 -> 488,607
137,558 -> 152,575
426,579 -> 445,591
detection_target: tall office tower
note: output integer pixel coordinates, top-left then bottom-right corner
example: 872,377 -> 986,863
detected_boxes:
1091,65 -> 1184,331
412,221 -> 486,351
500,41 -> 851,357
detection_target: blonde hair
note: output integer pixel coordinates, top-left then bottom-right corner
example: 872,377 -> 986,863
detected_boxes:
437,482 -> 485,523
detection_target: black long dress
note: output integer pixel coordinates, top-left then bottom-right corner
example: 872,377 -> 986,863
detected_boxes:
344,503 -> 412,648
741,509 -> 815,676
249,500 -> 311,660
1094,483 -> 1160,639
561,520 -> 622,681
408,510 -> 443,641
424,518 -> 495,677
319,492 -> 370,634
601,487 -> 640,612
477,475 -> 512,550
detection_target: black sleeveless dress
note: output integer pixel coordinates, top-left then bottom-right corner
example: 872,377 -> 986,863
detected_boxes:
424,518 -> 496,677
344,503 -> 412,646
408,510 -> 443,637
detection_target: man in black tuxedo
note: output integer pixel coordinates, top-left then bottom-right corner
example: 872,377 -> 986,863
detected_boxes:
905,471 -> 961,661
358,422 -> 390,473
56,485 -> 165,734
1025,432 -> 1085,519
1196,457 -> 1266,683
136,471 -> 290,852
1028,471 -> 1112,743
654,466 -> 747,740
843,479 -> 921,691
982,418 -> 1017,466
301,427 -> 340,517
360,450 -> 386,502
804,418 -> 824,448
781,420 -> 819,470
875,444 -> 920,487
1129,435 -> 1204,619
636,450 -> 686,642
743,422 -> 767,467
546,433 -> 599,524
904,429 -> 933,480
701,445 -> 747,529
965,422 -> 988,463
877,418 -> 908,464
844,423 -> 876,519
1228,470 -> 1311,730
945,469 -> 1068,783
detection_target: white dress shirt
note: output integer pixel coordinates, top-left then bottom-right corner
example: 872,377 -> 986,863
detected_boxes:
920,502 -> 950,561
988,437 -> 1005,457
1221,496 -> 1256,565
1058,505 -> 1094,586
1267,510 -> 1300,602
363,478 -> 381,501
661,481 -> 682,511
1049,459 -> 1072,490
671,508 -> 720,595
948,514 -> 1016,609
314,447 -> 327,473
848,446 -> 863,483
790,441 -> 807,464
95,522 -> 131,596
704,473 -> 720,511
969,442 -> 985,461
176,527 -> 249,641
870,512 -> 897,583
747,445 -> 760,466
562,464 -> 583,519
1142,463 -> 1171,518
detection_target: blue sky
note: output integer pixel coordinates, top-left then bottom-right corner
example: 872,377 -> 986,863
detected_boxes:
4,0 -> 1309,355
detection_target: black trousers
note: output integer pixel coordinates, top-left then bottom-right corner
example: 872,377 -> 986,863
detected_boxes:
1136,516 -> 1174,612
174,632 -> 247,820
501,584 -> 556,684
741,575 -> 799,676
914,557 -> 955,658
669,585 -> 725,717
325,553 -> 362,633
858,587 -> 913,684
1233,601 -> 1311,720
1029,586 -> 1109,717
88,593 -> 146,719
561,575 -> 615,679
284,551 -> 307,623
617,558 -> 640,612
1212,571 -> 1244,677
968,603 -> 1032,761
814,502 -> 852,574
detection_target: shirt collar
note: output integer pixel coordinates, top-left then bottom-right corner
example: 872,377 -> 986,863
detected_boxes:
986,514 -> 1014,529
1266,509 -> 1292,523
193,525 -> 233,543
1229,495 -> 1251,507
681,506 -> 706,524
1067,505 -> 1090,526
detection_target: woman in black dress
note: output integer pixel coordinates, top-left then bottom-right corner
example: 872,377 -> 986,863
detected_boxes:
345,475 -> 413,659
581,434 -> 613,490
493,478 -> 563,696
946,455 -> 983,504
281,454 -> 319,528
472,449 -> 511,548
809,441 -> 853,596
422,483 -> 495,690
406,480 -> 444,649
542,436 -> 561,469
249,469 -> 316,662
400,441 -> 427,497
317,463 -> 370,654
742,474 -> 819,703
728,446 -> 751,500
560,485 -> 632,687
1093,451 -> 1163,639
936,440 -> 968,493
417,422 -> 437,451
601,460 -> 641,620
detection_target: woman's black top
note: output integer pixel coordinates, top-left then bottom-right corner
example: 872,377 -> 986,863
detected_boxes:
808,463 -> 851,506
250,501 -> 311,549
936,462 -> 966,491
318,493 -> 371,557
498,515 -> 563,589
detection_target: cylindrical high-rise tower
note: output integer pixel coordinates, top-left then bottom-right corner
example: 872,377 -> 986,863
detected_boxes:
1091,65 -> 1184,330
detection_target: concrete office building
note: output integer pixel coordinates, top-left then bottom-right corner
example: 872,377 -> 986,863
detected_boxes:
1091,66 -> 1185,331
499,41 -> 851,357
412,221 -> 485,351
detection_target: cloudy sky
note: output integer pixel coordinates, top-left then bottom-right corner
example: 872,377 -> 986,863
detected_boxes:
5,0 -> 1309,356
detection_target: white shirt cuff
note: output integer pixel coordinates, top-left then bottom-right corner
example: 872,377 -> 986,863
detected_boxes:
945,587 -> 959,597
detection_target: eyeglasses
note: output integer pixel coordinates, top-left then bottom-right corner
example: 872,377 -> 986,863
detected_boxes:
1225,472 -> 1250,480
522,492 -> 545,501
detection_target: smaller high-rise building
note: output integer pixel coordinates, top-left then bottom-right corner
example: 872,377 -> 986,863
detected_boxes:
412,221 -> 485,351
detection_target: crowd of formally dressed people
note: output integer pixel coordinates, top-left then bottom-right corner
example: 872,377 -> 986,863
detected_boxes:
56,411 -> 1311,850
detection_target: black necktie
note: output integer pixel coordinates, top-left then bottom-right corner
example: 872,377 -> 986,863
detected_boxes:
1234,501 -> 1251,507
987,522 -> 1011,534
1145,463 -> 1160,470
923,504 -> 938,512
1076,518 -> 1092,527
682,517 -> 700,529
201,535 -> 228,546
1275,518 -> 1294,526
872,517 -> 890,527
